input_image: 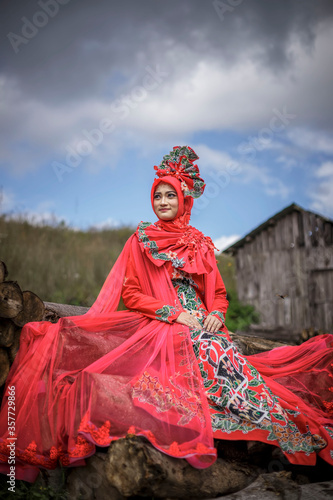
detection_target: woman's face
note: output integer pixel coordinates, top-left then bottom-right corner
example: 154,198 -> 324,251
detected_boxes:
153,182 -> 179,220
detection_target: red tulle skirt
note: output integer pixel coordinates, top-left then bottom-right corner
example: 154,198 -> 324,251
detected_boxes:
0,312 -> 332,482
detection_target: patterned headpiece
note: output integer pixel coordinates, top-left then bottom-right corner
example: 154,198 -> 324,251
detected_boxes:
154,146 -> 205,198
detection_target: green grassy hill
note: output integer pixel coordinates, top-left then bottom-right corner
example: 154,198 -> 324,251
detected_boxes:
0,215 -> 257,330
0,215 -> 134,306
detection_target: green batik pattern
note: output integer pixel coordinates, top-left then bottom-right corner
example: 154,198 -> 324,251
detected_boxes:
190,328 -> 327,456
209,310 -> 225,324
170,266 -> 328,457
137,222 -> 185,268
155,305 -> 180,323
156,146 -> 205,198
171,270 -> 207,324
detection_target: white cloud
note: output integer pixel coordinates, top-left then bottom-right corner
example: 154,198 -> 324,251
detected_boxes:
0,19 -> 332,180
0,192 -> 69,226
276,156 -> 298,169
316,161 -> 333,178
3,211 -> 68,227
119,23 -> 333,138
195,144 -> 290,199
310,161 -> 333,216
89,217 -> 121,230
0,188 -> 15,213
214,234 -> 241,254
287,129 -> 333,155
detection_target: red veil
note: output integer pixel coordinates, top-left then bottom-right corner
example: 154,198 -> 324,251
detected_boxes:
0,146 -> 217,481
0,146 -> 332,482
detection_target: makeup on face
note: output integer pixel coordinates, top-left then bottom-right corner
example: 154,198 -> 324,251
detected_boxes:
153,182 -> 179,220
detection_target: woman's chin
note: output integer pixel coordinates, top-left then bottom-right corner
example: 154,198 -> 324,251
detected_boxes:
159,213 -> 175,221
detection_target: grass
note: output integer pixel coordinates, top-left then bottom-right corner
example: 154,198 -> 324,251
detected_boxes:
0,215 -> 133,306
0,214 -> 257,331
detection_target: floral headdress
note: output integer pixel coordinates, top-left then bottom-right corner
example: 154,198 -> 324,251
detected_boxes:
154,146 -> 205,198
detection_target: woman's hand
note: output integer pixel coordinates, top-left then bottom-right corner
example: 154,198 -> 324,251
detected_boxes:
175,312 -> 202,329
203,314 -> 223,333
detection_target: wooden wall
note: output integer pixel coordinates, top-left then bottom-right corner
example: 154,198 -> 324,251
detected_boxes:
234,210 -> 333,339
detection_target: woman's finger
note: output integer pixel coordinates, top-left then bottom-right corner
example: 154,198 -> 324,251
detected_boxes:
204,315 -> 222,332
183,312 -> 201,329
204,317 -> 214,332
204,315 -> 214,328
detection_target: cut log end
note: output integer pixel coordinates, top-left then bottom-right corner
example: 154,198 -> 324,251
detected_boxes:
0,281 -> 24,319
12,290 -> 45,327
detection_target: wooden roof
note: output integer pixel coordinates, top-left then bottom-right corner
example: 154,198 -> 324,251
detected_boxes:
223,203 -> 333,253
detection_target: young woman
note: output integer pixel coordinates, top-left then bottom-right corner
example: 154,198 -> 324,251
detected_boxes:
0,146 -> 332,482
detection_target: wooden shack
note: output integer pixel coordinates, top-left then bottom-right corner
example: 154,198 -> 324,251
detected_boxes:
224,203 -> 333,342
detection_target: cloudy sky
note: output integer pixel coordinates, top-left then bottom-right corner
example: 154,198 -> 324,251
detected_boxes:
1,0 -> 333,250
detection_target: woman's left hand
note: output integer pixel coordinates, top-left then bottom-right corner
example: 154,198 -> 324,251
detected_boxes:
203,314 -> 223,333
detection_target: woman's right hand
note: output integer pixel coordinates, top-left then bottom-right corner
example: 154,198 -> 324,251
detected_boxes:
175,312 -> 202,329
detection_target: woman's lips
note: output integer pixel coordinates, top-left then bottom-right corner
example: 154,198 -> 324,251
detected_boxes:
160,208 -> 169,212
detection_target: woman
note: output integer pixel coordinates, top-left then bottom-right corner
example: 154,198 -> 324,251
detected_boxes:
0,146 -> 332,482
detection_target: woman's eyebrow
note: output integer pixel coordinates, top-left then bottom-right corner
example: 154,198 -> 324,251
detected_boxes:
155,190 -> 176,194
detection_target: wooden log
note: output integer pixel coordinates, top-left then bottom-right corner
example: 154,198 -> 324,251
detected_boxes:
43,302 -> 89,323
0,281 -> 23,318
100,436 -> 259,499
12,291 -> 45,327
228,332 -> 286,355
0,261 -> 8,283
301,329 -> 309,341
0,348 -> 10,387
0,318 -> 16,347
308,327 -> 315,338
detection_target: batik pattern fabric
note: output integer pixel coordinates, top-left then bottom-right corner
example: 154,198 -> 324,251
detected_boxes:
154,145 -> 205,199
170,268 -> 333,465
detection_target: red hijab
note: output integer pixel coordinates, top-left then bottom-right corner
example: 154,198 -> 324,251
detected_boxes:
136,146 -> 216,275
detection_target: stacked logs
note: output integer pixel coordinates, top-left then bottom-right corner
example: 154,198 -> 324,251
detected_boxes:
0,261 -> 45,388
299,327 -> 328,344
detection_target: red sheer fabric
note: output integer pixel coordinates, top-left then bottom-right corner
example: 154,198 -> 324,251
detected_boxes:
247,335 -> 333,465
0,234 -> 220,482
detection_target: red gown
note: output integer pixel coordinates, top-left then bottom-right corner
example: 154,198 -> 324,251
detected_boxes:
0,223 -> 332,483
123,242 -> 333,466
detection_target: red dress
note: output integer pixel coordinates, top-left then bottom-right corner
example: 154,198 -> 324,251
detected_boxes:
0,222 -> 332,483
123,235 -> 333,466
